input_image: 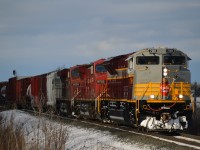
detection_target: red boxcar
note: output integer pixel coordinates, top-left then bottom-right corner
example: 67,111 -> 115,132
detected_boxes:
17,77 -> 31,107
31,73 -> 47,109
6,76 -> 31,107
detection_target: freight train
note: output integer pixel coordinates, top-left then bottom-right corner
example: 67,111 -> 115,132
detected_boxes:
0,47 -> 193,132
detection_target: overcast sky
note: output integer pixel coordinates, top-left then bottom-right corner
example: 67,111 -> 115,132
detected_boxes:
0,0 -> 200,82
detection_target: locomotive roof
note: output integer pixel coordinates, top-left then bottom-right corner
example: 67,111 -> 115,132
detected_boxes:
104,52 -> 135,63
126,47 -> 191,60
70,63 -> 91,69
8,76 -> 32,80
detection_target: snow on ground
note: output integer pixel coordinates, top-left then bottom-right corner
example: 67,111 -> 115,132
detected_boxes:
0,110 -> 154,150
196,97 -> 200,107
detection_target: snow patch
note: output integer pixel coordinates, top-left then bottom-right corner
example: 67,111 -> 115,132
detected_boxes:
0,110 -> 154,150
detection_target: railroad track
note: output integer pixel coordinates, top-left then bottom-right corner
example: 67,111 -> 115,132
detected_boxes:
21,109 -> 200,150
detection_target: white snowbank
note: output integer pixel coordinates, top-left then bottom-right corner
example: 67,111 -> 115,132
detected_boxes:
196,97 -> 200,107
0,110 -> 153,150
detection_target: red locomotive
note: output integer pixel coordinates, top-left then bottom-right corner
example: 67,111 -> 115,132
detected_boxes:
70,59 -> 107,118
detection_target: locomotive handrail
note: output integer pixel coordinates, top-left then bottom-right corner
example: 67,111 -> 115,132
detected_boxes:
71,89 -> 81,100
136,83 -> 150,101
134,82 -> 157,99
135,83 -> 150,123
146,102 -> 176,112
96,88 -> 108,113
170,82 -> 191,100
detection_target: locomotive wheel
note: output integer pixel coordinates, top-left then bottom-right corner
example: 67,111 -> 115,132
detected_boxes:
146,127 -> 149,133
137,125 -> 142,131
139,126 -> 148,132
100,108 -> 111,123
88,105 -> 95,119
141,126 -> 145,132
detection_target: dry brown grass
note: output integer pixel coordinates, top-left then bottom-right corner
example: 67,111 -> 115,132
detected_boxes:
188,106 -> 200,135
0,112 -> 69,150
0,115 -> 25,150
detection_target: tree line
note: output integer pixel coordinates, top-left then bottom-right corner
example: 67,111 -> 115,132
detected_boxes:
191,82 -> 200,97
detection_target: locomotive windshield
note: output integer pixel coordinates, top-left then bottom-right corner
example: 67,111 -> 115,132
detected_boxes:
136,56 -> 159,65
71,69 -> 80,78
164,56 -> 186,65
95,65 -> 107,72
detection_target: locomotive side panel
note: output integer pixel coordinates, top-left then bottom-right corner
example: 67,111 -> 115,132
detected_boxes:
102,53 -> 134,100
70,65 -> 88,101
100,53 -> 135,124
70,64 -> 89,117
86,59 -> 107,99
88,59 -> 107,118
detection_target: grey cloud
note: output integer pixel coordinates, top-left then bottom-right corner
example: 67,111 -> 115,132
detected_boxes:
0,0 -> 200,82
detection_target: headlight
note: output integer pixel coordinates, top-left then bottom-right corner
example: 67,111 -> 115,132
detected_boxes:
179,94 -> 183,99
163,68 -> 167,72
163,67 -> 168,76
150,95 -> 155,99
